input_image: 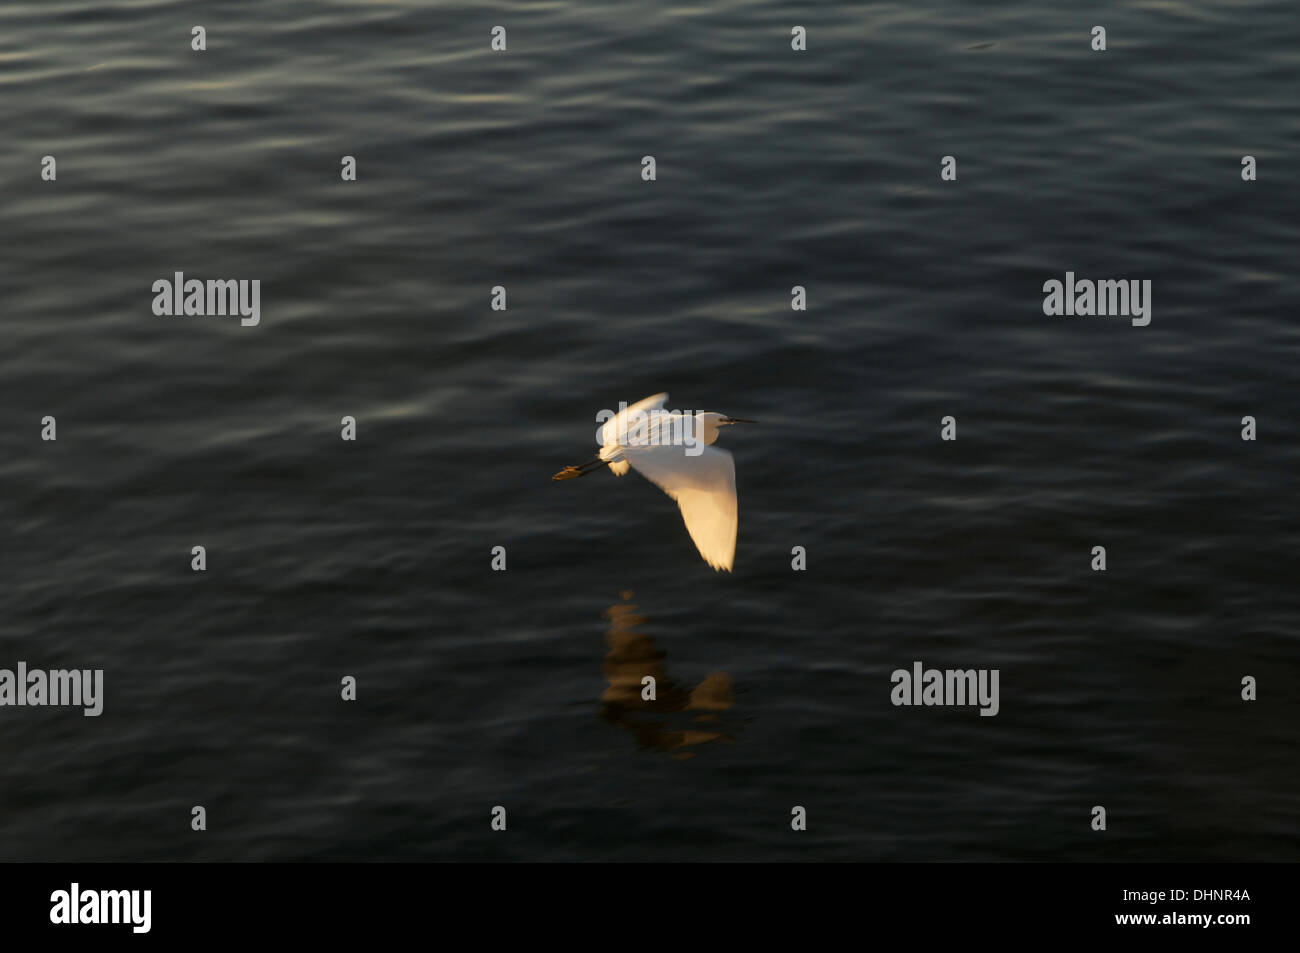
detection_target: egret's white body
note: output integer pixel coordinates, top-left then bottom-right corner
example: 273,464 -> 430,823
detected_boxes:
558,393 -> 750,572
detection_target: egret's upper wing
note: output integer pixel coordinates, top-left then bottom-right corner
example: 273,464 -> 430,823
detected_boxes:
624,444 -> 737,572
600,392 -> 668,447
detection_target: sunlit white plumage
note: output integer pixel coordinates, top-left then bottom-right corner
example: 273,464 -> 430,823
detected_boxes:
554,393 -> 753,572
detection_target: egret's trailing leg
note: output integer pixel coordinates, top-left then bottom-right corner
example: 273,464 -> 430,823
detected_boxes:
552,458 -> 612,481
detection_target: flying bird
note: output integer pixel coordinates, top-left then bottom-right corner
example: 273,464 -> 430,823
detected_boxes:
552,393 -> 754,571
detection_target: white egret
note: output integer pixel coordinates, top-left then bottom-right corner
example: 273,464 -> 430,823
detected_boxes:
552,393 -> 754,571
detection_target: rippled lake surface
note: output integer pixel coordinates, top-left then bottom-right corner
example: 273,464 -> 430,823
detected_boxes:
1,0 -> 1297,861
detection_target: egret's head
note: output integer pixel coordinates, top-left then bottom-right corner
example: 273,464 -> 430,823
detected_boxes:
693,412 -> 755,449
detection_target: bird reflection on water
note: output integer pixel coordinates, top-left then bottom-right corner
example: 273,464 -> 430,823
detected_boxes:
599,591 -> 737,759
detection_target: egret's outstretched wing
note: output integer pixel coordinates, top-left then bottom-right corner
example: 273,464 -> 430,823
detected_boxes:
600,393 -> 669,476
624,444 -> 737,572
600,392 -> 668,447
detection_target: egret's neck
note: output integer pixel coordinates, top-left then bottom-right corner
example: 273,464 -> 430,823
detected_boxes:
696,414 -> 723,446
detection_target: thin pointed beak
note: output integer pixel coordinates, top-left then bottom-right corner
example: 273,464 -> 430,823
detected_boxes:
723,417 -> 756,424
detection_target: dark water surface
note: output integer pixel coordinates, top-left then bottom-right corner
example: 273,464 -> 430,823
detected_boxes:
1,1 -> 1297,861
